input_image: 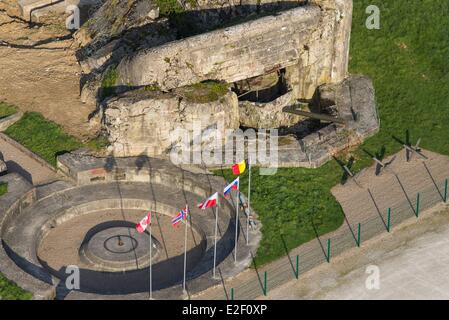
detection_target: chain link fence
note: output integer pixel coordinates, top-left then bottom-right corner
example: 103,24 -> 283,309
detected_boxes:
219,177 -> 448,300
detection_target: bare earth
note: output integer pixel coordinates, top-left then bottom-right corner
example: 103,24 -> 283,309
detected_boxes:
0,1 -> 97,140
268,204 -> 449,300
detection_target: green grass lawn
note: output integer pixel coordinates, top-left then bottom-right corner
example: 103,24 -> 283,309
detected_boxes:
5,112 -> 83,167
0,182 -> 7,197
0,274 -> 33,300
0,102 -> 17,119
218,0 -> 449,266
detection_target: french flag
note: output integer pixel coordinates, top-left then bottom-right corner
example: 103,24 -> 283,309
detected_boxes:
224,177 -> 239,198
198,192 -> 218,210
136,212 -> 151,233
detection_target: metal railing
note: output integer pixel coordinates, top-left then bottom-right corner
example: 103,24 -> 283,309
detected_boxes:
221,177 -> 448,300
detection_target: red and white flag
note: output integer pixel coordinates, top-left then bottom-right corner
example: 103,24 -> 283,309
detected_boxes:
197,192 -> 218,210
136,212 -> 151,233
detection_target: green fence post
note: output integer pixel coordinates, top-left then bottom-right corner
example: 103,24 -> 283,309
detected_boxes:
230,288 -> 234,300
326,239 -> 331,263
357,223 -> 361,247
416,193 -> 420,217
387,208 -> 391,232
295,255 -> 299,279
263,271 -> 267,296
444,179 -> 448,203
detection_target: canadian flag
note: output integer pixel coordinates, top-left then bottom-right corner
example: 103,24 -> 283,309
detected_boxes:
136,212 -> 151,233
197,192 -> 218,210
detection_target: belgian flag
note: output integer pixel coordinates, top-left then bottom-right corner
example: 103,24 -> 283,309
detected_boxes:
232,160 -> 246,175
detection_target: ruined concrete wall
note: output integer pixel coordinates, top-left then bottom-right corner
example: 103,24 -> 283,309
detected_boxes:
238,91 -> 302,128
116,1 -> 352,99
103,90 -> 239,157
286,0 -> 352,99
116,5 -> 321,90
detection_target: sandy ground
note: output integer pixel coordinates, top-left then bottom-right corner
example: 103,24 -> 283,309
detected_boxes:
0,1 -> 97,140
267,203 -> 449,300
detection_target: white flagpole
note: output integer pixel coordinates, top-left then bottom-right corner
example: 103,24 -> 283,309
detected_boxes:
182,205 -> 188,294
234,189 -> 239,262
246,158 -> 251,245
149,221 -> 153,299
213,204 -> 218,279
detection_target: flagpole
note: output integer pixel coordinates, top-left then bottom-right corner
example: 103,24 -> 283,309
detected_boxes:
213,204 -> 218,279
234,190 -> 239,263
246,157 -> 251,245
149,221 -> 153,299
183,205 -> 188,294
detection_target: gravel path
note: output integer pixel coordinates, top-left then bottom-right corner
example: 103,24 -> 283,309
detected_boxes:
0,133 -> 58,185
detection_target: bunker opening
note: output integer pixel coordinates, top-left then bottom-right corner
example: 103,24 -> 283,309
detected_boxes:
232,68 -> 289,103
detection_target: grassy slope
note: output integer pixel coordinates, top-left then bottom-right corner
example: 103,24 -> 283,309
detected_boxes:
220,0 -> 449,266
0,102 -> 17,119
4,112 -> 84,167
0,274 -> 33,300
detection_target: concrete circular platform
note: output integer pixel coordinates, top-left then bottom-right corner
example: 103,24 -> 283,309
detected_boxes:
78,222 -> 162,272
0,155 -> 261,299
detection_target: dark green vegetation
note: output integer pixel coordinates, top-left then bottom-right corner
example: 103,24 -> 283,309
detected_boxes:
4,112 -> 83,167
101,66 -> 119,100
0,180 -> 32,299
0,102 -> 17,119
218,0 -> 449,266
86,134 -> 110,151
180,81 -> 229,103
0,274 -> 32,300
155,0 -> 184,16
0,182 -> 7,197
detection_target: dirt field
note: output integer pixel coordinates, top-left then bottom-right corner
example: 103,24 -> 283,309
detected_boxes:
267,204 -> 449,300
0,1 -> 97,140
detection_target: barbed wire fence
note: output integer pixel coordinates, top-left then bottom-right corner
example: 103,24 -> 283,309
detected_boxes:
218,177 -> 448,300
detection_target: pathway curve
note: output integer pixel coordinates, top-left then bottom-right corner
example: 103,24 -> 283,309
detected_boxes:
0,133 -> 58,185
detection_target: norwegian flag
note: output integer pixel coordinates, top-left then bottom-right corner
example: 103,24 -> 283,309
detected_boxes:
172,205 -> 188,227
136,212 -> 151,233
197,192 -> 218,210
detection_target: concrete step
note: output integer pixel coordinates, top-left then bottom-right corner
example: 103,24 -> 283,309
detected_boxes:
18,0 -> 64,21
19,0 -> 103,26
31,1 -> 67,23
